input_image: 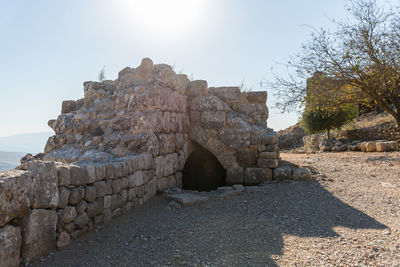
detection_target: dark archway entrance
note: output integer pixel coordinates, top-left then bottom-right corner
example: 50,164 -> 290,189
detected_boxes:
182,142 -> 227,191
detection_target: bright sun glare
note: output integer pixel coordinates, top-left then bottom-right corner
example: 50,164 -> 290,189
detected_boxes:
124,0 -> 207,38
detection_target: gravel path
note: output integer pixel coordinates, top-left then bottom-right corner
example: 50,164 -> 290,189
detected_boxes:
31,152 -> 400,266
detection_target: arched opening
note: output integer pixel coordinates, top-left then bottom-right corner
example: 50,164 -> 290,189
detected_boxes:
182,142 -> 226,191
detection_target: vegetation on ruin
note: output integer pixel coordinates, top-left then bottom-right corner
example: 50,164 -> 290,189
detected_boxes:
267,0 -> 400,127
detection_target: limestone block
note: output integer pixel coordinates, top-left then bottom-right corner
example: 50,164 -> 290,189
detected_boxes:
208,87 -> 241,107
104,195 -> 112,209
69,186 -> 85,205
129,171 -> 144,187
61,100 -> 78,114
260,132 -> 278,145
69,165 -> 89,185
94,181 -> 107,197
112,179 -> 122,194
43,146 -> 82,163
292,168 -> 312,181
185,80 -> 207,96
190,95 -> 231,112
56,165 -> 71,186
21,209 -> 57,262
157,177 -> 168,192
158,134 -> 176,155
244,168 -> 272,185
0,225 -> 21,267
128,189 -> 136,202
87,201 -> 101,217
273,166 -> 292,180
59,187 -> 70,208
84,186 -> 97,202
218,129 -> 251,149
244,91 -> 267,104
376,141 -> 398,152
238,104 -> 268,123
175,172 -> 183,188
74,212 -> 89,228
23,161 -> 59,209
190,111 -> 200,122
257,158 -> 279,169
236,149 -> 257,167
105,180 -> 113,195
226,167 -> 244,185
0,170 -> 31,227
366,141 -> 377,152
259,152 -> 279,159
76,200 -> 88,214
143,170 -> 156,184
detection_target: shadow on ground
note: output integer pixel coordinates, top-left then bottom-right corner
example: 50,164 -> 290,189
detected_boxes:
33,181 -> 387,267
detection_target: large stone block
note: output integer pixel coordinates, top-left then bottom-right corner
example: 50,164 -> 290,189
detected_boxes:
0,170 -> 31,227
185,80 -> 207,97
21,209 -> 57,262
190,95 -> 231,112
273,166 -> 292,180
0,225 -> 22,267
244,168 -> 272,185
69,165 -> 89,185
257,158 -> 279,169
244,91 -> 267,104
226,167 -> 244,185
376,141 -> 398,152
22,161 -> 59,209
208,87 -> 241,107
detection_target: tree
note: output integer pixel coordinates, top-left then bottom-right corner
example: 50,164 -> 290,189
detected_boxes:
301,104 -> 358,139
267,0 -> 400,127
98,66 -> 106,82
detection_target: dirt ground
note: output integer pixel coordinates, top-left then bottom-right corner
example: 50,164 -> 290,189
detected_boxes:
31,152 -> 400,266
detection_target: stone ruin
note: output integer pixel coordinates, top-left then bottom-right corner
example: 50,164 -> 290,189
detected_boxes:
1,58 -> 310,266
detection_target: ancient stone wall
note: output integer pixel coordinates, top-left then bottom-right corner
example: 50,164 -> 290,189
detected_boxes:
0,58 -> 278,266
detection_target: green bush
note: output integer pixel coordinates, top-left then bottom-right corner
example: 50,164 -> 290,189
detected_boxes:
301,104 -> 358,139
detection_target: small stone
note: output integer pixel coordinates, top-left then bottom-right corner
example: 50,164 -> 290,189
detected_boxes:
56,231 -> 70,248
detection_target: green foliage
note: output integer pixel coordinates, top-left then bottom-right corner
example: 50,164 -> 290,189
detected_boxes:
301,104 -> 358,137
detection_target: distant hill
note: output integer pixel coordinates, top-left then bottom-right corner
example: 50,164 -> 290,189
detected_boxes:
0,151 -> 27,171
0,132 -> 53,154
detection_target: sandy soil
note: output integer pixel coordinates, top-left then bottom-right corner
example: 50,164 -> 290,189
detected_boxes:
30,152 -> 400,266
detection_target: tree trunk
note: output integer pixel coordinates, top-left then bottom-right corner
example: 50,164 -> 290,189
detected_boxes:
327,129 -> 331,139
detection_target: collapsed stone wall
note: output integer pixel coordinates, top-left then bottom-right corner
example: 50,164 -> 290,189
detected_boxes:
0,58 -> 279,266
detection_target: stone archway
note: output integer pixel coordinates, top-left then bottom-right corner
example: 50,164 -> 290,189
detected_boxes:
182,141 -> 227,191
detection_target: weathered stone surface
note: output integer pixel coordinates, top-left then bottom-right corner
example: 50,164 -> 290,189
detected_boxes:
0,170 -> 31,227
365,141 -> 377,152
22,161 -> 59,209
257,158 -> 279,169
185,80 -> 207,96
75,212 -> 89,228
376,141 -> 398,152
57,165 -> 71,186
69,186 -> 85,205
63,206 -> 77,223
79,150 -> 114,162
273,166 -> 292,180
59,187 -> 70,208
292,168 -> 312,181
244,91 -> 267,104
94,181 -> 107,197
226,167 -> 244,185
0,225 -> 21,267
69,165 -> 89,185
244,168 -> 272,185
21,209 -> 57,262
168,193 -> 208,206
259,151 -> 279,159
85,186 -> 97,202
43,146 -> 82,163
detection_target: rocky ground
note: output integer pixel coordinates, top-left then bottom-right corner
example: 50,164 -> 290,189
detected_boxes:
30,152 -> 400,266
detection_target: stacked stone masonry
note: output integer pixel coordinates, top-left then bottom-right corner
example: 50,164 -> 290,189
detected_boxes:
0,58 -> 278,266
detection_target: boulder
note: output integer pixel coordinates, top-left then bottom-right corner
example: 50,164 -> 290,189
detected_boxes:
273,166 -> 292,180
244,168 -> 272,185
292,168 -> 312,181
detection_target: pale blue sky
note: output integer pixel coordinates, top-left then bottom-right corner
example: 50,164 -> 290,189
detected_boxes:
0,0 -> 387,137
